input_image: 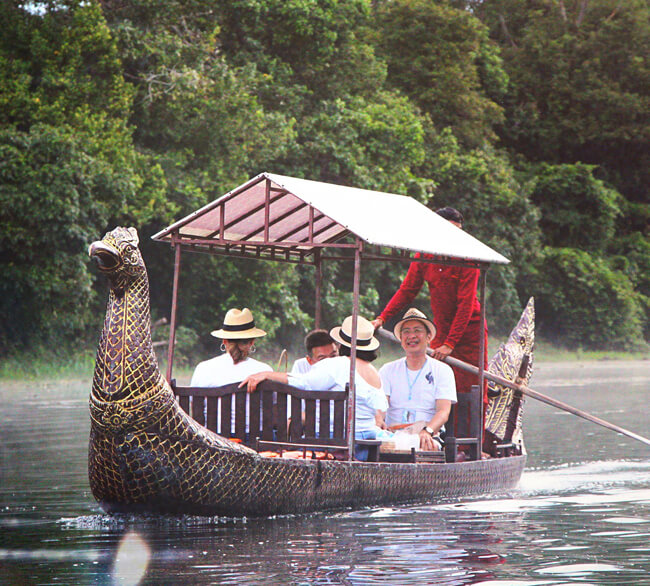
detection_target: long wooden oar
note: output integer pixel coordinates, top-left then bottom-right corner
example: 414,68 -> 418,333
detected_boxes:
378,327 -> 650,447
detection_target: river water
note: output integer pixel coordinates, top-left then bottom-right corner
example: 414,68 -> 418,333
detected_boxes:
1,361 -> 649,585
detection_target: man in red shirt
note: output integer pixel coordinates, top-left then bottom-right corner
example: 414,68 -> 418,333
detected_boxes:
372,207 -> 488,413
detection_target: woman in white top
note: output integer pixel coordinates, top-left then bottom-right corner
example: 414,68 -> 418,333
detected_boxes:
240,315 -> 390,460
191,308 -> 272,435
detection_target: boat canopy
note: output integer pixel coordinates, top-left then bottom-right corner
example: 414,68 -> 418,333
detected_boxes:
152,172 -> 509,267
154,172 -> 506,455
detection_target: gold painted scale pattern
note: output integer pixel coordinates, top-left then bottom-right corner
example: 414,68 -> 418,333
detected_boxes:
88,227 -> 526,517
484,297 -> 535,450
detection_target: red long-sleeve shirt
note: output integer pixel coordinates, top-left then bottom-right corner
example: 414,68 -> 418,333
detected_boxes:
379,253 -> 482,351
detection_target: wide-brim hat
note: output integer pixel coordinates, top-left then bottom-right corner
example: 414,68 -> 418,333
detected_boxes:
393,308 -> 436,339
330,315 -> 380,351
211,308 -> 267,339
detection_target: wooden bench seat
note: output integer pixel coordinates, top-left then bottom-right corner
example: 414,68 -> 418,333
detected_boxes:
173,380 -> 478,463
172,380 -> 348,449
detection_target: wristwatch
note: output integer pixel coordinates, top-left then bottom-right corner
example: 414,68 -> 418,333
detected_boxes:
424,426 -> 435,437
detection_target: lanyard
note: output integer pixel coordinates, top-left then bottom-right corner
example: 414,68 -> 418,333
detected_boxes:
405,361 -> 426,401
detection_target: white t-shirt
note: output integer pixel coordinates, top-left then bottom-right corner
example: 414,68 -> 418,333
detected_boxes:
290,357 -> 311,375
190,353 -> 272,387
190,353 -> 272,435
289,356 -> 387,433
379,356 -> 456,428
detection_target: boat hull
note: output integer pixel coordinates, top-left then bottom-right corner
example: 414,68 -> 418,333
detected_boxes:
96,445 -> 525,517
88,227 -> 531,519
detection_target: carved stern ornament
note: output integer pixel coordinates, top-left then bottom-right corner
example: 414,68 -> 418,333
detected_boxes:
484,297 -> 535,454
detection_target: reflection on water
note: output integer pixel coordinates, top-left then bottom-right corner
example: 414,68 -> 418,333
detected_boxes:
0,362 -> 649,584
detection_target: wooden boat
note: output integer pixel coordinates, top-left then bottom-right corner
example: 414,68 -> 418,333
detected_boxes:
88,174 -> 533,517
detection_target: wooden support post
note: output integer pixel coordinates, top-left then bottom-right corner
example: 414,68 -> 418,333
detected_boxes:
166,241 -> 182,382
314,249 -> 322,329
347,240 -> 362,460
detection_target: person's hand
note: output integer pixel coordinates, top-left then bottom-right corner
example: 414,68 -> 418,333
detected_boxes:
375,412 -> 388,430
431,344 -> 453,361
371,317 -> 384,330
239,372 -> 267,393
418,429 -> 440,451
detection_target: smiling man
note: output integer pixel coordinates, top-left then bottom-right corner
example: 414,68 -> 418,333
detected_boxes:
379,308 -> 457,451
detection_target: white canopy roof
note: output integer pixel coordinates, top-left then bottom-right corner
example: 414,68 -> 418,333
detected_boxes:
152,172 -> 509,265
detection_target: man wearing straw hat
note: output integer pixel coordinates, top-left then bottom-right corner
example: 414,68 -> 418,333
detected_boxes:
372,207 -> 488,413
379,308 -> 456,451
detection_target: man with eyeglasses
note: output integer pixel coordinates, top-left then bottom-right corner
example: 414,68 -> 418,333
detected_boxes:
378,308 -> 456,451
372,207 -> 488,429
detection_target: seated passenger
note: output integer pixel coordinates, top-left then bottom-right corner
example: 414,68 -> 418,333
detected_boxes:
378,308 -> 457,451
240,316 -> 391,460
291,329 -> 339,374
191,307 -> 272,436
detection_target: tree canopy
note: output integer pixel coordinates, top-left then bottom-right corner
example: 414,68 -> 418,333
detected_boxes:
1,0 -> 647,361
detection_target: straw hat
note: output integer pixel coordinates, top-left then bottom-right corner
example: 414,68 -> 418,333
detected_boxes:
330,316 -> 380,351
393,308 -> 436,339
211,308 -> 267,339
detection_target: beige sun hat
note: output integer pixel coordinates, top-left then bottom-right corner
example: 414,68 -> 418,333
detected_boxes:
330,315 -> 380,351
211,308 -> 267,339
393,308 -> 436,339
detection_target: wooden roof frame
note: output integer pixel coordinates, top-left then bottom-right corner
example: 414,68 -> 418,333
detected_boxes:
154,173 -> 505,458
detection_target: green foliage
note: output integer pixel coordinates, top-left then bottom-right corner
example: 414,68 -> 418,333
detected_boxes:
417,127 -> 542,333
531,247 -> 645,350
529,163 -> 621,251
0,2 -> 167,353
105,3 -> 297,216
213,0 -> 385,100
284,92 -> 426,192
0,1 -> 132,128
0,0 -> 647,360
478,0 -> 650,202
0,343 -> 95,380
373,0 -> 506,147
472,0 -> 649,342
0,124 -> 165,351
169,253 -> 310,359
609,232 -> 650,339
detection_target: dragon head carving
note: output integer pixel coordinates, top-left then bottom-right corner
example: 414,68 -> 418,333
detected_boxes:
89,227 -> 145,293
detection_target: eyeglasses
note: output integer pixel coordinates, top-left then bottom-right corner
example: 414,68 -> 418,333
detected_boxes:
401,327 -> 427,336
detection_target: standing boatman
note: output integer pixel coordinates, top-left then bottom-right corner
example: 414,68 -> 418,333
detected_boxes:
371,207 -> 488,420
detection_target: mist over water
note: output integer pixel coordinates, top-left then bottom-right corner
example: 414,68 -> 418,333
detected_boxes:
1,361 -> 649,585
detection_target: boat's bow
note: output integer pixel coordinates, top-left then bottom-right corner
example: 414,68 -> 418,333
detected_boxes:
88,227 -> 253,511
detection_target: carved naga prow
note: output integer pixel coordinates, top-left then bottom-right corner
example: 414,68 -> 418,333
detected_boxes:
88,227 -> 252,513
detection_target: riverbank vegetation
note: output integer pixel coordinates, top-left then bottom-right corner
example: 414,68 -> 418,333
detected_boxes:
1,337 -> 646,383
1,0 -> 648,360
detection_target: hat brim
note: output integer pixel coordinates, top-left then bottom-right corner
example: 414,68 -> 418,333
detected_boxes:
394,317 -> 436,340
211,327 -> 266,339
330,326 -> 380,351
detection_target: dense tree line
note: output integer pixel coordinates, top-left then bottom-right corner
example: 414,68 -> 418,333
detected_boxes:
0,0 -> 647,362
